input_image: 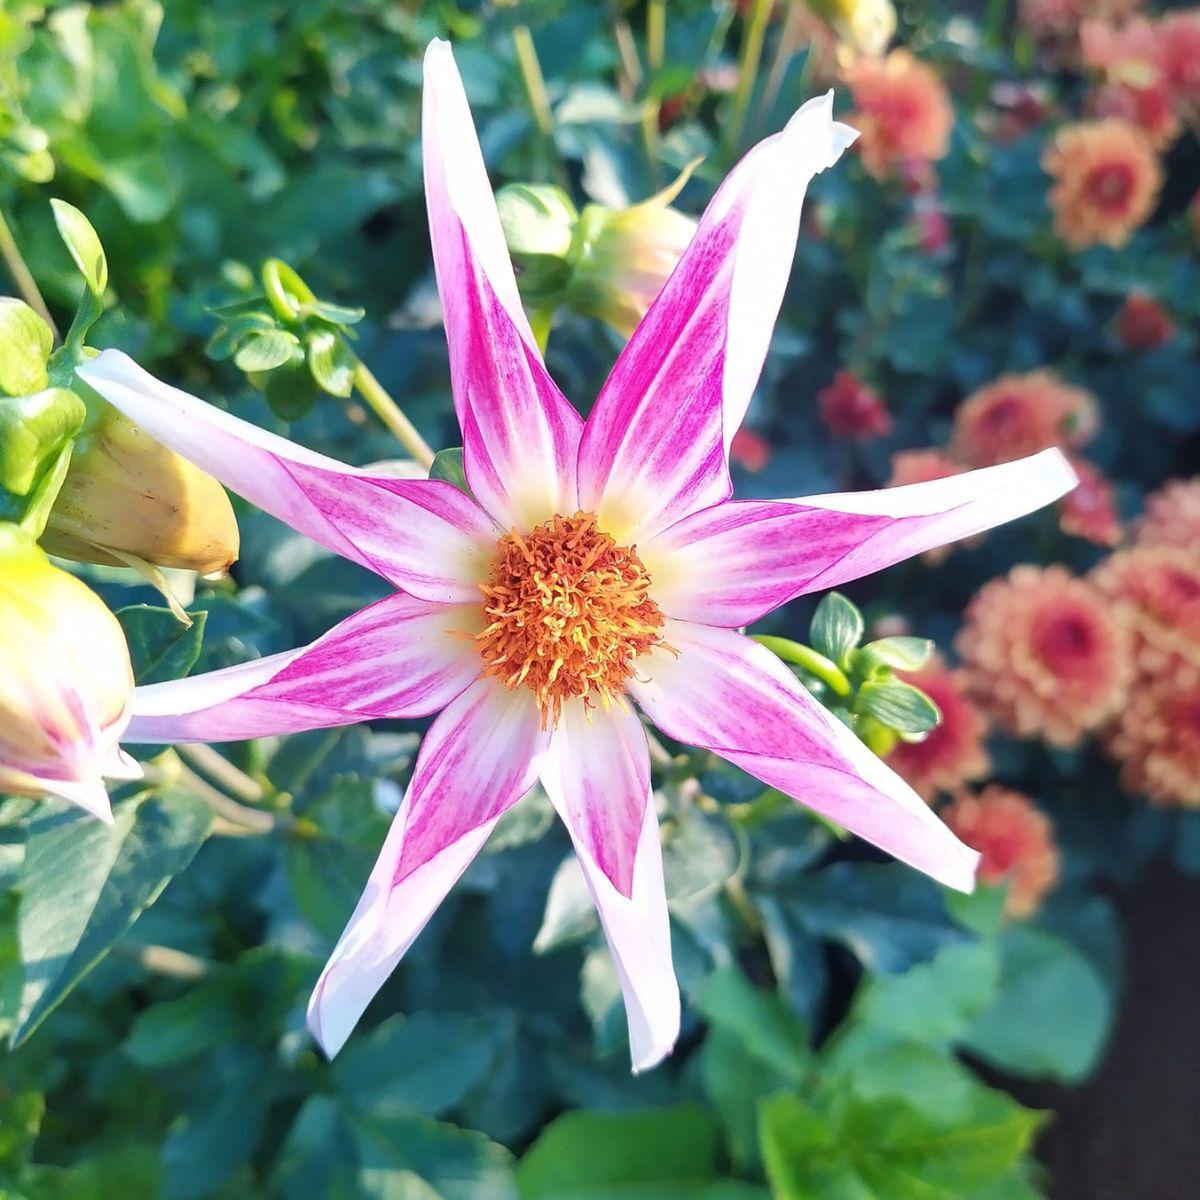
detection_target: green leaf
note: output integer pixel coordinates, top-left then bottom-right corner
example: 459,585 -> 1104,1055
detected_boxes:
332,1011 -> 505,1120
302,299 -> 366,326
809,592 -> 864,666
429,446 -> 471,496
234,328 -> 301,372
0,298 -> 53,396
11,791 -> 211,1046
517,1107 -> 751,1199
856,679 -> 941,734
116,605 -> 206,684
857,636 -> 935,673
50,198 -> 108,295
963,926 -> 1113,1083
306,328 -> 356,398
698,966 -> 810,1082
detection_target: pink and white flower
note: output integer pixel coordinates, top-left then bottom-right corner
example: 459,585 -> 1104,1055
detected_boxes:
77,41 -> 1075,1072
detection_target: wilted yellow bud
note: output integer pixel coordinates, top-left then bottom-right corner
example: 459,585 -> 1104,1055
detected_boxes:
40,400 -> 239,576
0,525 -> 139,820
567,195 -> 698,338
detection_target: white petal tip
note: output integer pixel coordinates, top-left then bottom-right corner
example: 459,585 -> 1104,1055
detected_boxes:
1036,447 -> 1080,496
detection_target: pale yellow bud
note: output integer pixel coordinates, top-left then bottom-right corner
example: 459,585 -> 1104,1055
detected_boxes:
808,0 -> 896,56
41,402 -> 240,577
0,526 -> 139,819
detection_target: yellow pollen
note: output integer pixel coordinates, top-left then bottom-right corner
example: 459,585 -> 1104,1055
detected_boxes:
476,510 -> 665,727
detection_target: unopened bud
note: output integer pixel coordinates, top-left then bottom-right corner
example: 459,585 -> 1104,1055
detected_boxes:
0,525 -> 139,820
497,183 -> 579,304
567,197 -> 698,338
41,399 -> 240,576
807,0 -> 896,55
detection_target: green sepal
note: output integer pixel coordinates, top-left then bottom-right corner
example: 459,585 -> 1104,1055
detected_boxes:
809,592 -> 864,668
429,446 -> 472,498
856,636 -> 934,675
0,298 -> 53,396
0,386 -> 86,500
855,678 -> 941,735
306,328 -> 356,398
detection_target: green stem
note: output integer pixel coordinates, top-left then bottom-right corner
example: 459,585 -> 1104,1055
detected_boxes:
726,0 -> 773,156
753,635 -> 852,696
178,742 -> 266,804
178,764 -> 281,835
611,11 -> 643,95
116,942 -> 212,980
529,306 -> 553,355
641,0 -> 667,181
351,360 -> 435,469
0,207 -> 58,340
513,24 -> 554,138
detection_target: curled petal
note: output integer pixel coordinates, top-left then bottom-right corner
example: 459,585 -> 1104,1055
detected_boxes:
578,94 -> 857,543
542,734 -> 676,1075
307,676 -> 548,1056
644,450 -> 1078,627
77,351 -> 495,604
423,40 -> 582,529
128,594 -> 483,743
631,622 -> 979,892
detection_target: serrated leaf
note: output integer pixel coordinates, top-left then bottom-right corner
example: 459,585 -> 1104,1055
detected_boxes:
116,605 -> 206,684
429,446 -> 472,496
306,328 -> 356,398
0,298 -> 53,396
50,198 -> 108,295
856,679 -> 941,734
12,791 -> 211,1045
234,328 -> 301,372
809,593 -> 864,666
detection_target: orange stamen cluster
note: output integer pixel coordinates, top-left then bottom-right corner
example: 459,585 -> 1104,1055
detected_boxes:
477,511 -> 665,727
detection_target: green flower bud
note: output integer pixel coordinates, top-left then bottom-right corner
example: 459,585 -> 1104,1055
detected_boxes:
497,183 -> 579,303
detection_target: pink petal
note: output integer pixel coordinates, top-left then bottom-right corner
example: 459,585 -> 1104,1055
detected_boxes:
308,676 -> 548,1056
644,449 -> 1078,627
128,594 -> 483,743
423,40 -> 582,530
76,351 -> 496,605
549,784 -> 679,1073
630,622 -> 980,892
540,700 -> 650,899
577,94 -> 857,543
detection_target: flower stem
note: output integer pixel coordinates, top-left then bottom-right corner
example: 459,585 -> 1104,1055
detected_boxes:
0,207 -> 58,340
611,10 -> 643,96
178,742 -> 265,804
116,942 -> 212,980
351,359 -> 435,469
726,0 -> 773,156
753,635 -> 853,696
641,0 -> 667,181
513,24 -> 555,138
178,763 -> 280,835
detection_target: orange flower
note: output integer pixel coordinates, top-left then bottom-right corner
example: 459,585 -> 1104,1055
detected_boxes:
817,370 -> 893,439
1116,291 -> 1174,348
1090,544 -> 1200,665
951,370 -> 1098,468
1158,10 -> 1200,116
1042,119 -> 1163,248
957,565 -> 1134,747
1081,15 -> 1162,77
887,654 -> 991,801
842,50 -> 953,180
1060,458 -> 1121,546
1135,478 -> 1200,552
942,787 -> 1060,918
1092,81 -> 1180,149
1106,649 -> 1200,807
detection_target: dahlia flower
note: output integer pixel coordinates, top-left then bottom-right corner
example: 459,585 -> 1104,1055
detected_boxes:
957,565 -> 1133,747
1136,478 -> 1200,551
1106,650 -> 1200,807
1157,10 -> 1200,116
941,787 -> 1060,918
817,370 -> 893,440
1059,458 -> 1121,546
0,525 -> 140,819
1091,545 -> 1200,664
1116,291 -> 1175,349
1042,118 -> 1163,249
887,654 -> 991,801
951,370 -> 1097,469
841,50 -> 954,181
77,42 -> 1075,1071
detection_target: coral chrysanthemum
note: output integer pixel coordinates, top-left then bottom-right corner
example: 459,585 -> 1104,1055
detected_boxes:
1042,118 -> 1163,248
1020,0 -> 1142,42
1116,291 -> 1174,349
951,371 -> 1098,469
1135,478 -> 1200,551
1158,10 -> 1200,116
941,787 -> 1061,918
817,370 -> 893,439
76,42 -> 1076,1072
888,448 -> 961,487
841,50 -> 954,180
1090,545 -> 1200,664
1059,458 -> 1121,546
1106,650 -> 1200,807
887,655 -> 991,801
957,565 -> 1133,747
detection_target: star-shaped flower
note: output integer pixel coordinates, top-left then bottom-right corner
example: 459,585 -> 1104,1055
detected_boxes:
79,41 -> 1075,1071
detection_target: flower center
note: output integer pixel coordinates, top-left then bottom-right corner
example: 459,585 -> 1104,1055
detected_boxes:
476,511 -> 665,727
1086,161 -> 1134,212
